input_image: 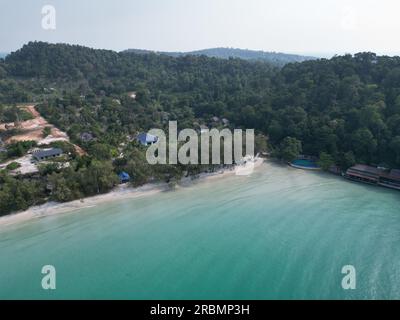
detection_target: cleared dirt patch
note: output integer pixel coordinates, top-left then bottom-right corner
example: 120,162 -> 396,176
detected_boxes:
25,105 -> 40,118
0,154 -> 38,175
0,105 -> 86,155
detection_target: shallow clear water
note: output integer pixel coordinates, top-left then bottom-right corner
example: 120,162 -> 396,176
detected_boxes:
0,162 -> 400,299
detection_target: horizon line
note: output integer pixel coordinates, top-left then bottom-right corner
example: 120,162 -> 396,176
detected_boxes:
2,41 -> 400,59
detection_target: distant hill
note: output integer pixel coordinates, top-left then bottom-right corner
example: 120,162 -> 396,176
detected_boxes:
123,47 -> 316,66
0,52 -> 8,59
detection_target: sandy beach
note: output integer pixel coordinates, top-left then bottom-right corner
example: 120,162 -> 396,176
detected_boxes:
0,158 -> 264,228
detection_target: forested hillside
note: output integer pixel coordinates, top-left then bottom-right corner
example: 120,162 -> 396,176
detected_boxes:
124,47 -> 315,66
1,41 -> 400,215
4,42 -> 400,167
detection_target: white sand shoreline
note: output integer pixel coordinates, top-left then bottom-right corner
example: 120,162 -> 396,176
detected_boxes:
0,158 -> 264,228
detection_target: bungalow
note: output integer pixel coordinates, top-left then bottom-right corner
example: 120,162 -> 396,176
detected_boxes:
32,148 -> 63,162
118,171 -> 131,184
137,133 -> 158,146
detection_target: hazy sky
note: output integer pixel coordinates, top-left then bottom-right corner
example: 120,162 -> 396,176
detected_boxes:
1,0 -> 400,56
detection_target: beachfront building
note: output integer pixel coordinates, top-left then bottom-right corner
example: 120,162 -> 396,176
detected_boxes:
32,148 -> 63,162
118,171 -> 131,184
345,165 -> 380,184
345,165 -> 400,190
137,133 -> 158,146
378,169 -> 400,190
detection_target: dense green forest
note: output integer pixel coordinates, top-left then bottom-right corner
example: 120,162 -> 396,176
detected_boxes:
124,47 -> 315,66
1,41 -> 400,215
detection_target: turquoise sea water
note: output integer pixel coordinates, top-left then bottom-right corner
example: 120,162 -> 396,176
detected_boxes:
1,162 -> 400,299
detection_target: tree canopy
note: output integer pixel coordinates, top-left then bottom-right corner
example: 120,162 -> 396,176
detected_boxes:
1,42 -> 400,216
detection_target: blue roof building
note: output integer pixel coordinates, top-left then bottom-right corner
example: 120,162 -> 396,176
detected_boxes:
137,133 -> 158,146
33,148 -> 63,161
118,171 -> 131,184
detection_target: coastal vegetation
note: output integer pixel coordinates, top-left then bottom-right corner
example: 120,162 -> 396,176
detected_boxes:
1,41 -> 400,215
